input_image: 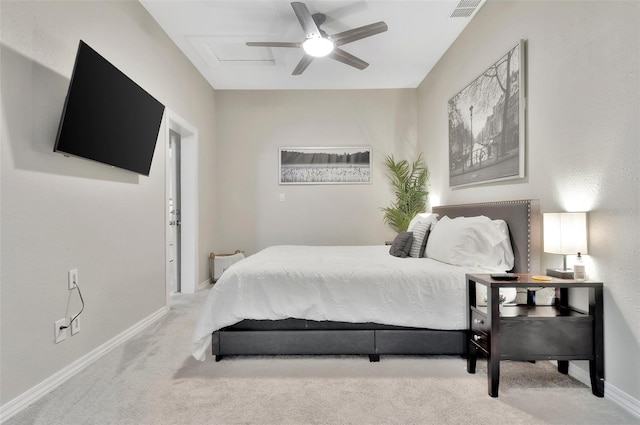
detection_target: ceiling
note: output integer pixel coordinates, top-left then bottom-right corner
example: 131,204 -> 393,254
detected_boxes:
140,0 -> 485,90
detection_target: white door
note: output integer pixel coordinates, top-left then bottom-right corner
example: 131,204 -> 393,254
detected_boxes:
168,129 -> 182,293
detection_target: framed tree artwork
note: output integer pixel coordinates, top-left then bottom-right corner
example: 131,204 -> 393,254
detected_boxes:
448,40 -> 526,187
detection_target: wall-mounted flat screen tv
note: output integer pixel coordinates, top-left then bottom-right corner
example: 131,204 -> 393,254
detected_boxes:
54,40 -> 165,176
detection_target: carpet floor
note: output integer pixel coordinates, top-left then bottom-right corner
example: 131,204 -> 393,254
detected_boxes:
6,288 -> 638,425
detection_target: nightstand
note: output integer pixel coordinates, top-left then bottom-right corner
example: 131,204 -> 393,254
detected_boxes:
466,273 -> 604,398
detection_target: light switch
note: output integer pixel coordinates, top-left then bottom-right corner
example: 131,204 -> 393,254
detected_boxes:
279,193 -> 285,202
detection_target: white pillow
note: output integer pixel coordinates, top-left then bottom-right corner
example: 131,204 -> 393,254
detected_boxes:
490,219 -> 516,270
408,221 -> 430,258
425,215 -> 514,270
407,213 -> 438,258
407,212 -> 438,232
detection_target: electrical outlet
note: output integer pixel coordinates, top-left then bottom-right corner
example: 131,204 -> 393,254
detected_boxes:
70,317 -> 80,335
68,269 -> 78,290
54,319 -> 67,343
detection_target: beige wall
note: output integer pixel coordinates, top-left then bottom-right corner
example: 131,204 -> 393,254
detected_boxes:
417,0 -> 639,403
0,1 -> 217,404
214,89 -> 417,254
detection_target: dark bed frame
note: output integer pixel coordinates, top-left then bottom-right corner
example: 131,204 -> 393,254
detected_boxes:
212,199 -> 541,362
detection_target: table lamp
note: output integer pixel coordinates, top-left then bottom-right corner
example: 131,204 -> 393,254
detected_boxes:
543,212 -> 588,279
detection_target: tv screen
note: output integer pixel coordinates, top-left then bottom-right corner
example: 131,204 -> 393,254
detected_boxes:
54,40 -> 165,176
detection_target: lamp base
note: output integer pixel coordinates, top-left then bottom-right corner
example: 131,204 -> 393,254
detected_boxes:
546,268 -> 574,279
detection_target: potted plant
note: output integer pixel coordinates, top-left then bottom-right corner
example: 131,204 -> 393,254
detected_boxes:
381,153 -> 430,233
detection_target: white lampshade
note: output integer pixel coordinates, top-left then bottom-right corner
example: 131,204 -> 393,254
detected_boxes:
543,212 -> 588,255
302,37 -> 334,57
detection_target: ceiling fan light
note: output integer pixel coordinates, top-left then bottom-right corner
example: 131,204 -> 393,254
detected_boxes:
302,37 -> 334,57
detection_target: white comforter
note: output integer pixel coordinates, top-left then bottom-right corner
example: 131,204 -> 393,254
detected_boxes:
192,245 -> 501,360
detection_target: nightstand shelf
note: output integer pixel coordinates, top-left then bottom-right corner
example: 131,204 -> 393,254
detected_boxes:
473,304 -> 586,317
466,273 -> 604,398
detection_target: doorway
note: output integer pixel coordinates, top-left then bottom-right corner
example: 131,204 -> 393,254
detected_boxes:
165,110 -> 199,303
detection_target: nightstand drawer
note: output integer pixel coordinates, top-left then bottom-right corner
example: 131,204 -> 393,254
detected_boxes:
471,310 -> 489,334
471,332 -> 489,352
470,310 -> 490,352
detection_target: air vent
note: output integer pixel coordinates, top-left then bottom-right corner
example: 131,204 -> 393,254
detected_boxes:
450,0 -> 481,18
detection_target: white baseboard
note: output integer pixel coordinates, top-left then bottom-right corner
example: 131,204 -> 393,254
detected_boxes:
198,278 -> 212,291
0,307 -> 168,424
569,362 -> 640,419
607,382 -> 640,420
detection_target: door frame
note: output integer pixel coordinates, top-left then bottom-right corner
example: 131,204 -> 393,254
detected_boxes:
165,109 -> 199,302
167,128 -> 182,294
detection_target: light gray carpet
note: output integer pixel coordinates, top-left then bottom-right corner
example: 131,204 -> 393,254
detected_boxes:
6,289 -> 638,425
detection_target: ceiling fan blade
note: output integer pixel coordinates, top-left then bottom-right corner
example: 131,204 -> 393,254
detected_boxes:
291,2 -> 321,39
292,55 -> 314,75
246,41 -> 301,48
328,48 -> 369,70
330,21 -> 388,46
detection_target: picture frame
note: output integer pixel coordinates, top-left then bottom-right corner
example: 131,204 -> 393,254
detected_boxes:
279,147 -> 372,185
448,40 -> 526,187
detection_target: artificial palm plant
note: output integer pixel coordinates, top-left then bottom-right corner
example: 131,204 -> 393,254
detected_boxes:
381,153 -> 430,233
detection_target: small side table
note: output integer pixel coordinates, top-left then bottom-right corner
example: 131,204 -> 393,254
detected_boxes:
466,273 -> 604,397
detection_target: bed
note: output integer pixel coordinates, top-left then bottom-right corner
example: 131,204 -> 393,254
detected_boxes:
192,199 -> 541,362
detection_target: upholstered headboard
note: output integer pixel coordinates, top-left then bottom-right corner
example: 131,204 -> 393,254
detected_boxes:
432,199 -> 541,273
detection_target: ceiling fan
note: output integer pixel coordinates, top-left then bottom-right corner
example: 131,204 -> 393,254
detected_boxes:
246,2 -> 388,75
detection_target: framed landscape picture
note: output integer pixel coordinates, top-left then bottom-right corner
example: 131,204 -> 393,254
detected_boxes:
448,40 -> 526,187
279,147 -> 372,185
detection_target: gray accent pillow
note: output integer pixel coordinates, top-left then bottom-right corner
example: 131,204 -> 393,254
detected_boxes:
389,231 -> 414,258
